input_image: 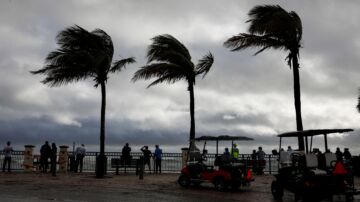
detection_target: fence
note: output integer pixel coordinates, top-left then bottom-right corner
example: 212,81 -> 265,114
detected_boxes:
0,151 -> 24,171
0,151 -> 279,174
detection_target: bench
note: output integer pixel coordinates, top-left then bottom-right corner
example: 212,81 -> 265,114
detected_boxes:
111,158 -> 140,175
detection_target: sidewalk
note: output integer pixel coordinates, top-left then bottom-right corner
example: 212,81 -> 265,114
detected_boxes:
0,172 -> 359,201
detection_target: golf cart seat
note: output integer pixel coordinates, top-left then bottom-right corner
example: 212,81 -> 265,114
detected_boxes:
214,154 -> 233,167
189,149 -> 202,162
279,151 -> 292,167
305,154 -> 327,175
324,153 -> 337,168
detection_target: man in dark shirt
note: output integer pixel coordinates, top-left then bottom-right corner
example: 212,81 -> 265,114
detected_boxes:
335,147 -> 343,161
3,141 -> 13,172
344,148 -> 352,164
50,143 -> 57,176
122,143 -> 131,165
40,141 -> 51,173
141,146 -> 152,173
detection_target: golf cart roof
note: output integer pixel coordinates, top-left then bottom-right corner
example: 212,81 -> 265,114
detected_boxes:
277,129 -> 353,138
195,135 -> 254,141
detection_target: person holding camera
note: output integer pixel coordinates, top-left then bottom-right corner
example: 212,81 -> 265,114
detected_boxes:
141,146 -> 152,174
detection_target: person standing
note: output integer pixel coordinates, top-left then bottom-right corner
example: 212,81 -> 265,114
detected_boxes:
154,145 -> 162,174
122,143 -> 131,165
75,144 -> 86,173
343,148 -> 352,164
2,141 -> 13,172
221,147 -> 231,165
40,141 -> 51,173
251,149 -> 257,172
335,147 -> 343,161
141,146 -> 152,173
50,143 -> 57,176
256,146 -> 266,175
231,143 -> 239,160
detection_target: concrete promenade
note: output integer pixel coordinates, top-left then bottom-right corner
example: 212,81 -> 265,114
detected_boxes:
0,172 -> 359,202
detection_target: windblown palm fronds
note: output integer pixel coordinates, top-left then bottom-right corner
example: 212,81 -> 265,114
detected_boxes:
31,25 -> 135,177
133,34 -> 214,141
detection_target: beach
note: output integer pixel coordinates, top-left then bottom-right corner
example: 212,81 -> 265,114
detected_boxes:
0,172 -> 359,202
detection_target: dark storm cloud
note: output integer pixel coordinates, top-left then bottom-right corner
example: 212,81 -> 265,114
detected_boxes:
0,116 -> 187,148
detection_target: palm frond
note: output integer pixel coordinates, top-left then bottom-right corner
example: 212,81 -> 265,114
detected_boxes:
195,52 -> 214,78
91,28 -> 114,59
31,25 -> 117,87
224,33 -> 285,52
289,11 -> 303,43
147,72 -> 187,88
56,25 -> 93,51
132,63 -> 185,82
33,61 -> 92,87
246,5 -> 302,49
147,47 -> 193,68
31,49 -> 94,86
248,5 -> 289,35
110,57 -> 136,73
147,34 -> 191,63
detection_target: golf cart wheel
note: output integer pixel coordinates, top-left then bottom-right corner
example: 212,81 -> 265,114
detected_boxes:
271,180 -> 284,200
346,194 -> 354,202
193,181 -> 201,187
178,174 -> 190,188
214,177 -> 227,191
230,183 -> 240,190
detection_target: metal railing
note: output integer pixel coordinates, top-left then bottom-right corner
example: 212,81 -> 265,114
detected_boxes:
67,152 -> 184,173
0,151 -> 24,171
1,151 -> 279,174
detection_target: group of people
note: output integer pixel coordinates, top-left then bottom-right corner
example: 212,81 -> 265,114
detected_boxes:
121,143 -> 163,174
251,147 -> 266,175
220,144 -> 266,175
335,147 -> 352,163
40,141 -> 86,175
39,141 -> 57,176
2,141 -> 86,175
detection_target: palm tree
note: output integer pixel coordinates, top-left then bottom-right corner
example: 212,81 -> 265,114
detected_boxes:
356,90 -> 360,113
224,5 -> 305,150
132,34 -> 214,145
31,25 -> 135,177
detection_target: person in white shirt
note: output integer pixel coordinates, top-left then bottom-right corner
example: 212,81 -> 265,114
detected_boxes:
75,144 -> 86,173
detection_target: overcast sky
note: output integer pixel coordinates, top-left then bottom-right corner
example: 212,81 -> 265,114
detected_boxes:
1,0 -> 360,153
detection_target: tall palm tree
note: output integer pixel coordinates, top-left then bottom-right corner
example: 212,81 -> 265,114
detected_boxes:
356,90 -> 360,113
132,34 -> 214,145
31,25 -> 135,177
224,5 -> 305,150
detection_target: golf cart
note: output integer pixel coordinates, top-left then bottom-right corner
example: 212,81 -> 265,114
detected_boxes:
178,135 -> 254,191
271,129 -> 359,201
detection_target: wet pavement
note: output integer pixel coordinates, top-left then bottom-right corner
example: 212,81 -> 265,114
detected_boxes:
0,172 -> 359,201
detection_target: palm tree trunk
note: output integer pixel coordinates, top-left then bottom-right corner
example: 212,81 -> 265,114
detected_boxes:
188,82 -> 195,141
100,82 -> 106,155
292,53 -> 305,151
96,81 -> 106,178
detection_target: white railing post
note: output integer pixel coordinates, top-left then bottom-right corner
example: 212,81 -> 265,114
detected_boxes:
59,145 -> 69,173
23,145 -> 35,172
